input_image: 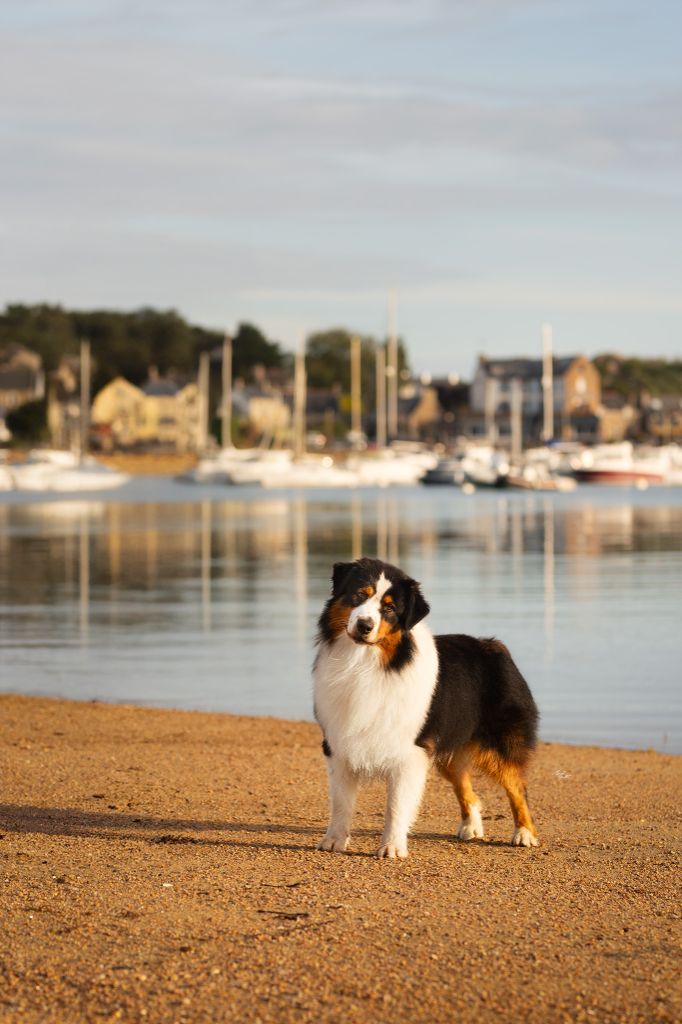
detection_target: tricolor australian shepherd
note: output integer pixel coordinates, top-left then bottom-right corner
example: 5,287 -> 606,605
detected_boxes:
313,557 -> 539,859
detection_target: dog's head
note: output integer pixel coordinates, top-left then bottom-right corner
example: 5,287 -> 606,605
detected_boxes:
324,557 -> 430,648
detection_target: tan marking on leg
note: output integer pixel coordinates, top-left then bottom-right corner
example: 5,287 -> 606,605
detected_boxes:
437,748 -> 480,819
471,745 -> 537,838
437,746 -> 484,839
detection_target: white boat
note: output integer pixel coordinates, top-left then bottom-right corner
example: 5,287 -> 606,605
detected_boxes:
662,444 -> 682,485
507,445 -> 577,491
421,455 -> 466,487
0,462 -> 14,491
260,454 -> 359,489
228,450 -> 302,485
8,449 -> 130,492
460,445 -> 510,488
181,446 -> 293,485
347,445 -> 437,486
572,442 -> 672,485
507,465 -> 577,492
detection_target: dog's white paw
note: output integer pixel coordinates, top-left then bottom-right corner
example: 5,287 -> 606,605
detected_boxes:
511,826 -> 538,848
317,833 -> 350,853
457,806 -> 484,841
376,841 -> 408,860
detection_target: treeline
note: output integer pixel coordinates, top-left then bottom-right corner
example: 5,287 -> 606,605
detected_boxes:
594,355 -> 682,400
0,305 -> 406,398
0,305 -> 286,394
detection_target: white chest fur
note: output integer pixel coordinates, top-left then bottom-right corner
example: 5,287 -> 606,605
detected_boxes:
313,622 -> 439,775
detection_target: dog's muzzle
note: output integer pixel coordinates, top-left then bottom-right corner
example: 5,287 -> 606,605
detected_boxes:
350,616 -> 375,643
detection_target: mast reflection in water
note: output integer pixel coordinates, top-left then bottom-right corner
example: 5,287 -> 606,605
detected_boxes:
1,484 -> 680,753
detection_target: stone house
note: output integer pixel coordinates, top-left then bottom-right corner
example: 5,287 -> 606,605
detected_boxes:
470,354 -> 601,443
640,396 -> 682,443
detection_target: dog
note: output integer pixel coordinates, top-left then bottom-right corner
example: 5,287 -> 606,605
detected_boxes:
313,557 -> 539,858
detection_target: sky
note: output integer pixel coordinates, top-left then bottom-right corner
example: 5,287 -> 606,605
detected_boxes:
1,0 -> 681,379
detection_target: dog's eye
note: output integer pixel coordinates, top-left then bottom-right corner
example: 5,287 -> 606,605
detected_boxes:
351,591 -> 364,606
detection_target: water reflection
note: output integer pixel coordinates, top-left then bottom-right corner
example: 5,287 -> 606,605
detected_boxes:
0,487 -> 681,752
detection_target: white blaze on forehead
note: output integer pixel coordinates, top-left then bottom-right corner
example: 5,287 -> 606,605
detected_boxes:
347,573 -> 393,642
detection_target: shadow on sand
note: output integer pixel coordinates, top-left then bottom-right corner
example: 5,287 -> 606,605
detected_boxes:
0,803 -> 515,853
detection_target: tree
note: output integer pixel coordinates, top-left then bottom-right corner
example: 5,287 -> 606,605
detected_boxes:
0,305 -> 286,393
305,328 -> 409,415
6,399 -> 48,443
595,355 -> 682,403
232,323 -> 287,379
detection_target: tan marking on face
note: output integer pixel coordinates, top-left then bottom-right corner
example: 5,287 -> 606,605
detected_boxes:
327,598 -> 351,639
375,619 -> 402,666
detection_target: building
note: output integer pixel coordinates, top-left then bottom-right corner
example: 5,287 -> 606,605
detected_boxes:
91,371 -> 200,451
47,355 -> 81,450
470,354 -> 601,444
91,376 -> 145,450
641,396 -> 682,443
0,344 -> 45,415
138,371 -> 197,451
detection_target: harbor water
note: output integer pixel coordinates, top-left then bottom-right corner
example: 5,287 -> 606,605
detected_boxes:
1,480 -> 680,753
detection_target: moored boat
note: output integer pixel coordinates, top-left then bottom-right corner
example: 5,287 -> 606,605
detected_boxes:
572,442 -> 671,485
7,449 -> 130,492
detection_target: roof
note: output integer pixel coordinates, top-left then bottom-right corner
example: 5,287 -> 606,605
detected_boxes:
142,380 -> 179,397
481,356 -> 581,380
0,367 -> 40,391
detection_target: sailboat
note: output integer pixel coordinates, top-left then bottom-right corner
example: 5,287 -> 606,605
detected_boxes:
7,341 -> 130,493
180,334 -> 359,488
260,339 -> 359,488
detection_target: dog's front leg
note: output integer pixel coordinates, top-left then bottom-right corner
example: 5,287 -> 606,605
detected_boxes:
317,755 -> 359,853
378,746 -> 430,859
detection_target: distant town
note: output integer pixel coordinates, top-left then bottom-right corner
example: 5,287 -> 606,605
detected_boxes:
1,303 -> 681,454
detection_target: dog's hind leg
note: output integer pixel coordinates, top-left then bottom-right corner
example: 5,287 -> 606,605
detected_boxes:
472,747 -> 538,848
500,763 -> 538,848
318,756 -> 359,853
437,749 -> 484,841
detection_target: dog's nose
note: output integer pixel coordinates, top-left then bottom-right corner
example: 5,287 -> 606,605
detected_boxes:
355,617 -> 373,637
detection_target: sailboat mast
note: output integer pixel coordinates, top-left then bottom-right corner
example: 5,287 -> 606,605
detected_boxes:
485,376 -> 497,445
221,333 -> 233,449
510,377 -> 523,463
197,350 -> 210,453
293,336 -> 306,459
79,337 -> 91,458
387,289 -> 398,440
375,342 -> 387,449
350,334 -> 362,446
541,322 -> 554,442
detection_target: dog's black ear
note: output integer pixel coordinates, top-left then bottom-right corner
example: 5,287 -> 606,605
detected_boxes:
331,561 -> 355,596
403,580 -> 430,631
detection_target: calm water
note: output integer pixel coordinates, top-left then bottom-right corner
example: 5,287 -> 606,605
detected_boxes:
1,479 -> 681,753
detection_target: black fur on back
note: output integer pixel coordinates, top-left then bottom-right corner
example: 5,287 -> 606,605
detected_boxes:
416,635 -> 539,766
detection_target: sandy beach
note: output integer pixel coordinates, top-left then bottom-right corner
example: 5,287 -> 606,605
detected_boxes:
1,694 -> 679,1023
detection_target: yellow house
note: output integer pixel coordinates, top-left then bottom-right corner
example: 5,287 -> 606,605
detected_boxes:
92,374 -> 200,451
138,379 -> 199,452
91,377 -> 145,450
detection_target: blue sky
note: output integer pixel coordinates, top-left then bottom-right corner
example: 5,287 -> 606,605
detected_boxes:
2,0 -> 681,377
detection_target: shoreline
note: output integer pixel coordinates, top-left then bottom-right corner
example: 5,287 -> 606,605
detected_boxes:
2,689 -> 677,757
2,693 -> 680,1023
